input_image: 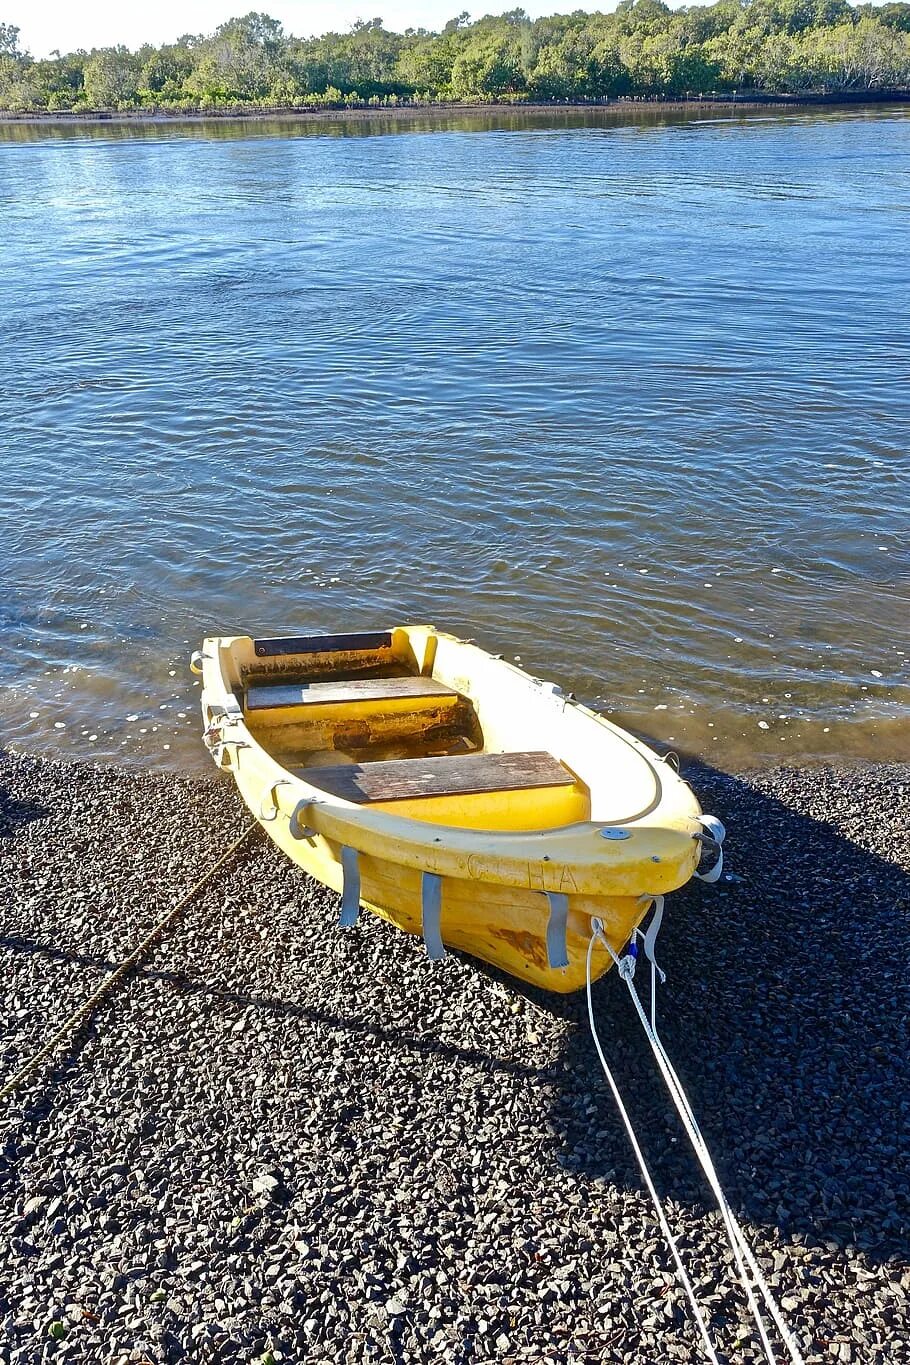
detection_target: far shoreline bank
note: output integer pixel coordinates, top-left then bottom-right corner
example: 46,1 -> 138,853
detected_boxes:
2,91 -> 909,126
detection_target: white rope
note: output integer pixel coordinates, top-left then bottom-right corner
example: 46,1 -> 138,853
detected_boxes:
593,922 -> 806,1365
639,984 -> 804,1363
585,934 -> 721,1365
638,895 -> 666,1035
651,1027 -> 806,1364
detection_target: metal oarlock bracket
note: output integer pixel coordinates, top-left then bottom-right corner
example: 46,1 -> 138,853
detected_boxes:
339,846 -> 361,927
202,700 -> 247,770
421,872 -> 446,960
545,892 -> 569,970
259,779 -> 293,823
213,738 -> 248,770
288,799 -> 316,839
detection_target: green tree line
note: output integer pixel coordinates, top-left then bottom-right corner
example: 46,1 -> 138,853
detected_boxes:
1,3 -> 909,112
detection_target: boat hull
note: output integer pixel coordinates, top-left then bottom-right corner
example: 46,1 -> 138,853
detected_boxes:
236,764 -> 641,992
196,626 -> 706,992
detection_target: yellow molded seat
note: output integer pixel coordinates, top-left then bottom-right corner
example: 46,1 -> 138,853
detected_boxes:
246,676 -> 457,712
303,750 -> 574,803
301,750 -> 589,831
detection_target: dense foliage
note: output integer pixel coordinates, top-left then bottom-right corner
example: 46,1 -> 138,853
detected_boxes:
1,4 -> 909,112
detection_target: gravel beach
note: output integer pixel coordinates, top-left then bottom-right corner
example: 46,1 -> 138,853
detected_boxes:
1,748 -> 908,1365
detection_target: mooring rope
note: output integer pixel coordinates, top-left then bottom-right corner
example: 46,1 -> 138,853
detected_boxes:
587,919 -> 805,1365
0,821 -> 259,1105
623,936 -> 805,1364
584,933 -> 721,1364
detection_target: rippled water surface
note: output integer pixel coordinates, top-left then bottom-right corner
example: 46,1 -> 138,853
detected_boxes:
1,107 -> 908,772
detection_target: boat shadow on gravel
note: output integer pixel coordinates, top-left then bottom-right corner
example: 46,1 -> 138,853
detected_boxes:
0,785 -> 51,837
2,759 -> 907,1267
490,762 -> 910,1266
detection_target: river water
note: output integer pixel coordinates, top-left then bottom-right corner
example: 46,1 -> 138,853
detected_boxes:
1,106 -> 908,773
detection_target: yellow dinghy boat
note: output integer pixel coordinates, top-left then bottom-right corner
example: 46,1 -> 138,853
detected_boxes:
192,626 -> 720,992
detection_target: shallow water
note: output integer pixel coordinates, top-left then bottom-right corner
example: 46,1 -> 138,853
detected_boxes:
1,106 -> 908,773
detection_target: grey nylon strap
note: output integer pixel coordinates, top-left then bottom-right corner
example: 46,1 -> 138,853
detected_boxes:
545,892 -> 569,970
642,895 -> 667,984
421,872 -> 445,960
339,846 -> 361,927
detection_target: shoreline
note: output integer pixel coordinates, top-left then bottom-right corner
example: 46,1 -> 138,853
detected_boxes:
4,734 -> 908,793
7,717 -> 910,781
2,92 -> 909,126
1,746 -> 908,1361
4,736 -> 909,792
7,698 -> 910,778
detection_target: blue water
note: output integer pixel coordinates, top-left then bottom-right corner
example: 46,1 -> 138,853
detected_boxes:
1,106 -> 908,770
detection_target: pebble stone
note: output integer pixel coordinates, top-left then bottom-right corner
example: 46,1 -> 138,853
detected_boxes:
0,749 -> 908,1364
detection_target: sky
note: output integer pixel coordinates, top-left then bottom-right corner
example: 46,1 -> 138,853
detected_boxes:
4,1 -> 598,59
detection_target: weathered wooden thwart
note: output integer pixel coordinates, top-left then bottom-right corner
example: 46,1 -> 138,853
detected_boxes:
192,625 -> 719,991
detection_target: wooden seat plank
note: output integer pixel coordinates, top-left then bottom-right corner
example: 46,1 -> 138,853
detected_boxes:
247,675 -> 458,713
253,630 -> 393,659
303,750 -> 575,804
